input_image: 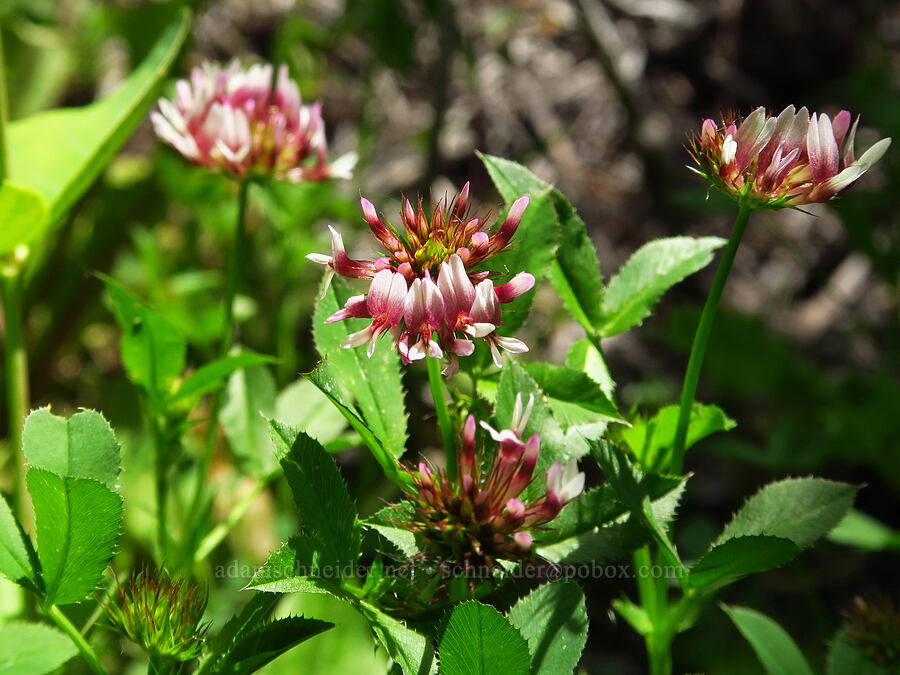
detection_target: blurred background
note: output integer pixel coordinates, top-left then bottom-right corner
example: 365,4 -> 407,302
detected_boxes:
1,0 -> 898,672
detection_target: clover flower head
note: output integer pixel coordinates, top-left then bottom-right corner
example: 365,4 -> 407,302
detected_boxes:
307,183 -> 535,375
151,59 -> 356,182
402,393 -> 585,565
689,105 -> 890,208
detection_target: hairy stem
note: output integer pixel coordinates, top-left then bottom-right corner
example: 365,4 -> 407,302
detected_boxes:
427,356 -> 456,480
47,604 -> 109,675
671,203 -> 752,473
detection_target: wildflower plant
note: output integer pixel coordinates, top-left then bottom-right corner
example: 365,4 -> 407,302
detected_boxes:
0,8 -> 889,674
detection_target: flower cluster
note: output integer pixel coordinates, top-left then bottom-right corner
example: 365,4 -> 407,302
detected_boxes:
308,183 -> 535,375
152,59 -> 355,182
689,105 -> 891,208
403,394 -> 584,564
103,567 -> 208,663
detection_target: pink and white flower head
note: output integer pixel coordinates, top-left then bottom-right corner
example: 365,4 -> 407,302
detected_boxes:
689,105 -> 890,208
307,184 -> 535,375
151,59 -> 356,182
402,393 -> 585,564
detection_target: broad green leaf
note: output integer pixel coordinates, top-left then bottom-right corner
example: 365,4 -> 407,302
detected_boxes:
589,440 -> 686,577
689,535 -> 800,591
494,360 -> 573,501
621,403 -> 735,472
0,621 -> 77,675
248,536 -> 325,591
275,378 -> 349,447
715,478 -> 858,548
268,420 -> 361,571
307,361 -> 411,487
101,275 -> 186,400
566,338 -> 615,398
0,494 -> 36,589
439,601 -> 531,675
23,408 -> 120,490
507,581 -> 588,675
222,363 -> 278,475
597,236 -> 725,337
313,275 -> 407,457
168,352 -> 274,407
357,600 -> 436,675
827,509 -> 900,551
827,628 -> 891,675
365,503 -> 420,558
212,616 -> 333,674
524,362 -> 624,427
0,182 -> 47,256
722,604 -> 814,675
27,469 -> 123,606
7,11 -> 191,231
200,594 -> 280,675
545,190 -> 605,331
537,478 -> 686,564
478,153 -> 560,333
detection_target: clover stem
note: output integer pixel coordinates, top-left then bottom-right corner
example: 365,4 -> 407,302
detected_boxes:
47,604 -> 109,675
671,202 -> 752,473
427,356 -> 456,480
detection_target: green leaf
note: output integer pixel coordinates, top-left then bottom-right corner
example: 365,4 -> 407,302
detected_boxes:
507,581 -> 588,675
313,275 -> 407,458
715,477 -> 858,548
524,361 -> 624,427
168,352 -> 275,407
439,601 -> 531,675
0,182 -> 47,256
248,536 -> 325,591
689,535 -> 801,591
545,190 -> 605,331
478,153 -> 560,333
494,360 -> 572,501
27,469 -> 123,606
275,378 -> 349,448
6,11 -> 191,232
597,236 -> 725,337
722,604 -> 814,675
827,628 -> 891,675
357,600 -> 436,675
23,408 -> 120,490
222,363 -> 278,475
213,616 -> 334,674
200,594 -> 280,674
621,403 -> 735,472
565,339 -> 615,398
365,503 -> 421,558
589,440 -> 686,577
0,621 -> 77,675
268,420 -> 361,571
0,494 -> 37,589
306,361 -> 411,487
827,509 -> 900,551
101,275 -> 186,400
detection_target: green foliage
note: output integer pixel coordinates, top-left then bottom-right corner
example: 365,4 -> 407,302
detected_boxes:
565,339 -> 615,398
621,403 -> 735,472
357,600 -> 436,675
268,420 -> 362,571
0,494 -> 38,590
28,469 -> 123,606
365,504 -> 420,558
477,153 -> 560,333
722,604 -> 814,675
274,378 -> 350,448
210,616 -> 333,674
102,275 -> 187,403
5,10 -> 190,234
0,182 -> 46,256
523,362 -> 623,424
200,594 -> 279,674
23,408 -> 120,490
689,536 -> 800,591
507,581 -> 588,675
168,353 -> 275,408
313,275 -> 408,457
827,629 -> 893,675
715,477 -> 858,548
307,361 -> 412,487
439,601 -> 531,675
827,509 -> 900,551
597,236 -> 725,337
0,621 -> 77,675
247,536 -> 323,591
222,363 -> 279,475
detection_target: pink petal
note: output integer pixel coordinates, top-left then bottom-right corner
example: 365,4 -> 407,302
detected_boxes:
494,272 -> 535,303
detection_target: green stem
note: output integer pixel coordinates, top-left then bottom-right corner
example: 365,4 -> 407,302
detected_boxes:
46,604 -> 108,675
427,356 -> 456,480
183,181 -> 250,563
633,546 -> 673,675
671,203 -> 752,474
192,468 -> 280,565
0,19 -> 9,181
149,411 -> 168,561
1,271 -> 30,529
